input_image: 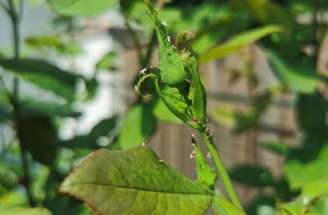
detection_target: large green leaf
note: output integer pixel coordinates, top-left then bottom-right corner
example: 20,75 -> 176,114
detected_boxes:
60,147 -> 212,215
0,207 -> 52,215
0,58 -> 79,101
119,103 -> 156,149
47,0 -> 119,17
266,51 -> 320,94
212,196 -> 246,215
283,145 -> 328,190
198,25 -> 282,63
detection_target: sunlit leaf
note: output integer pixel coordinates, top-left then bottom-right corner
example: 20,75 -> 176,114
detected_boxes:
60,147 -> 212,215
47,0 -> 119,17
283,145 -> 328,190
266,51 -> 320,94
199,25 -> 282,63
302,180 -> 328,206
119,103 -> 156,149
212,196 -> 246,215
96,52 -> 117,70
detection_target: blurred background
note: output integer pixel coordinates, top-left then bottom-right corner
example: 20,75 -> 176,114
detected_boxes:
1,0 -> 328,214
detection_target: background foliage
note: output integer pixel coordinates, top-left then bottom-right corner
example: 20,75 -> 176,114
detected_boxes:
1,0 -> 328,214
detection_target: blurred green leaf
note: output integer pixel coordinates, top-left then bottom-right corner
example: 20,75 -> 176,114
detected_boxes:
229,165 -> 273,187
283,145 -> 328,190
119,103 -> 156,149
59,147 -> 212,215
211,196 -> 246,215
20,101 -> 81,118
0,104 -> 11,123
55,43 -> 83,55
0,207 -> 52,215
0,59 -> 79,101
25,36 -> 61,49
96,52 -> 117,70
89,116 -> 117,138
302,180 -> 328,206
245,195 -> 276,215
47,0 -> 119,17
20,116 -> 57,165
153,98 -> 183,124
261,141 -> 291,155
210,106 -> 259,132
266,51 -> 320,94
199,25 -> 282,63
294,93 -> 328,132
57,135 -> 98,150
229,0 -> 293,39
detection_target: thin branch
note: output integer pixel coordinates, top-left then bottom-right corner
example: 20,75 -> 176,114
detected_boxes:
7,0 -> 35,207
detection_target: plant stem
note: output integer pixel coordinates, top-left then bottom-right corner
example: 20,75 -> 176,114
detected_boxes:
199,128 -> 243,210
7,0 -> 35,207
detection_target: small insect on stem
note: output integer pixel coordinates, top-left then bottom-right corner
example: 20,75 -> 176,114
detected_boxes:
192,117 -> 201,125
134,85 -> 138,93
140,68 -> 147,75
167,35 -> 171,43
191,133 -> 196,144
161,19 -> 167,27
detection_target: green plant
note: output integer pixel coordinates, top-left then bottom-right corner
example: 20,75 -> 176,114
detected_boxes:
2,0 -> 328,214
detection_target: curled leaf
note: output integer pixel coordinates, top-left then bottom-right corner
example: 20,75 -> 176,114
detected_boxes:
137,74 -> 200,129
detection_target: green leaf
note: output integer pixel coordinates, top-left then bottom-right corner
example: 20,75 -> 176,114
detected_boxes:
0,104 -> 11,124
153,98 -> 183,124
266,51 -> 320,94
0,58 -> 79,101
20,101 -> 81,118
229,165 -> 273,187
96,52 -> 117,70
59,147 -> 212,215
283,145 -> 328,190
25,36 -> 61,49
20,115 -> 57,165
229,0 -> 293,41
194,141 -> 217,190
47,0 -> 119,17
212,196 -> 246,215
0,207 -> 52,215
294,93 -> 328,131
302,180 -> 328,206
89,116 -> 117,138
199,25 -> 282,63
261,141 -> 291,155
119,104 -> 156,149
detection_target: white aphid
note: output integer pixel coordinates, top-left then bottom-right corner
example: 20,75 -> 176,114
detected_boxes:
161,20 -> 167,26
206,152 -> 211,159
134,85 -> 138,92
167,35 -> 171,43
159,160 -> 164,162
140,68 -> 147,76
